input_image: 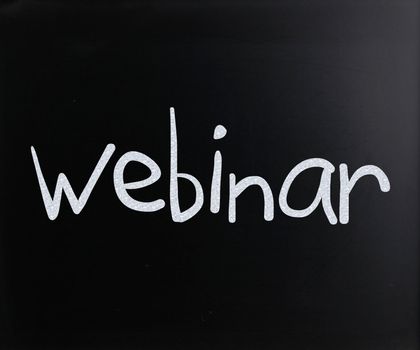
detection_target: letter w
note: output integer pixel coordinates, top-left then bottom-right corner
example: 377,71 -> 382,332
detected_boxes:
31,144 -> 115,220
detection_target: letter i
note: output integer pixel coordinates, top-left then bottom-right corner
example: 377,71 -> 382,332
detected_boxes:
210,124 -> 227,213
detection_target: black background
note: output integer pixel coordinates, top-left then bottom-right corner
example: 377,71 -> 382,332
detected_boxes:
0,0 -> 419,349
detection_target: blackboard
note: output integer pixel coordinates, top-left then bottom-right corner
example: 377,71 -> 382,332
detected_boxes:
0,1 -> 418,349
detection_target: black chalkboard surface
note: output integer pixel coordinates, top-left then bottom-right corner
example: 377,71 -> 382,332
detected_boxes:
0,1 -> 418,349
